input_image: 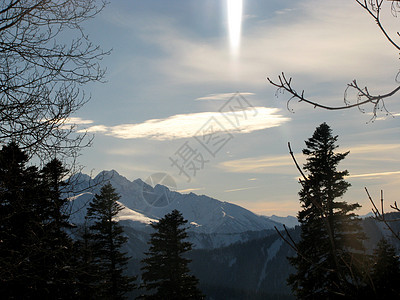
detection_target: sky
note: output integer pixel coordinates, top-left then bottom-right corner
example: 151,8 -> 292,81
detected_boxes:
70,0 -> 400,217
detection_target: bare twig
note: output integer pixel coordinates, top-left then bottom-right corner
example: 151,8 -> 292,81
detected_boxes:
267,1 -> 400,118
355,0 -> 400,51
365,187 -> 400,241
267,73 -> 400,120
274,225 -> 298,253
0,0 -> 110,161
390,201 -> 400,212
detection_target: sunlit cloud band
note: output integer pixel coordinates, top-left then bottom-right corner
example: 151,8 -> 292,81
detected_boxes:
348,171 -> 400,179
79,107 -> 290,140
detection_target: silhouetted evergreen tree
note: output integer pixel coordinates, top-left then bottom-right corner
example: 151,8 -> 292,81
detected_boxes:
371,238 -> 400,299
0,142 -> 43,297
74,219 -> 103,299
140,209 -> 203,299
288,123 -> 367,299
0,143 -> 78,298
35,158 -> 78,297
41,159 -> 69,228
86,182 -> 136,299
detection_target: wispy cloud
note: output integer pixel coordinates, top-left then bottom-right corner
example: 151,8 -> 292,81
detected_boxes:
224,186 -> 260,193
64,117 -> 94,125
346,144 -> 400,154
79,107 -> 290,140
243,200 -> 301,216
349,171 -> 400,179
195,92 -> 255,101
274,8 -> 295,15
85,125 -> 109,133
130,0 -> 397,91
220,143 -> 400,175
105,147 -> 150,157
177,187 -> 205,193
220,154 -> 295,174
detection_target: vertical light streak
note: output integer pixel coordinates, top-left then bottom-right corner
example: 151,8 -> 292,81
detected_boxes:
227,0 -> 243,57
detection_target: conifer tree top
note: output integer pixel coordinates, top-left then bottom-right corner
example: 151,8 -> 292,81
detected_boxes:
288,123 -> 365,299
140,209 -> 204,299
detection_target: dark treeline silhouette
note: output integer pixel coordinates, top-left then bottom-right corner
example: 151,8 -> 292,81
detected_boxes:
0,143 -> 135,298
0,143 -> 202,299
0,142 -> 82,298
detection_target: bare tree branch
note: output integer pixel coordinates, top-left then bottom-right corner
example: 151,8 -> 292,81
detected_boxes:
267,73 -> 400,120
355,0 -> 400,51
365,187 -> 400,241
268,1 -> 400,118
0,0 -> 110,161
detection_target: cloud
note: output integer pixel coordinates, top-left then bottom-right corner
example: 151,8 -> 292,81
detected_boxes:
58,117 -> 94,130
177,187 -> 205,193
274,8 -> 295,15
343,144 -> 400,164
79,107 -> 290,140
64,117 -> 94,125
220,143 -> 400,175
243,200 -> 301,216
347,144 -> 400,154
84,125 -> 109,133
195,92 -> 255,101
105,147 -> 149,157
135,0 -> 397,91
220,154 -> 296,174
224,186 -> 260,193
349,170 -> 400,179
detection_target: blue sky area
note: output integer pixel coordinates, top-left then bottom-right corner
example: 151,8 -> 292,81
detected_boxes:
70,0 -> 400,216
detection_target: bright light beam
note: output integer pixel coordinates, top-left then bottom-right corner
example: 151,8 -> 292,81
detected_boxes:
227,0 -> 243,57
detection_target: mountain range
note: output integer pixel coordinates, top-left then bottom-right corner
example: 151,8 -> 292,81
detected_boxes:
66,170 -> 299,298
67,170 -> 296,249
66,170 -> 398,299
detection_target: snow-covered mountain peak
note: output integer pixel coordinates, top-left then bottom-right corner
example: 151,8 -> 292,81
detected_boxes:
94,170 -> 131,186
68,170 -> 285,234
132,178 -> 145,185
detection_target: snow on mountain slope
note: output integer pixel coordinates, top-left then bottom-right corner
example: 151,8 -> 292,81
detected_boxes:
117,204 -> 156,224
68,191 -> 157,230
68,170 -> 283,234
